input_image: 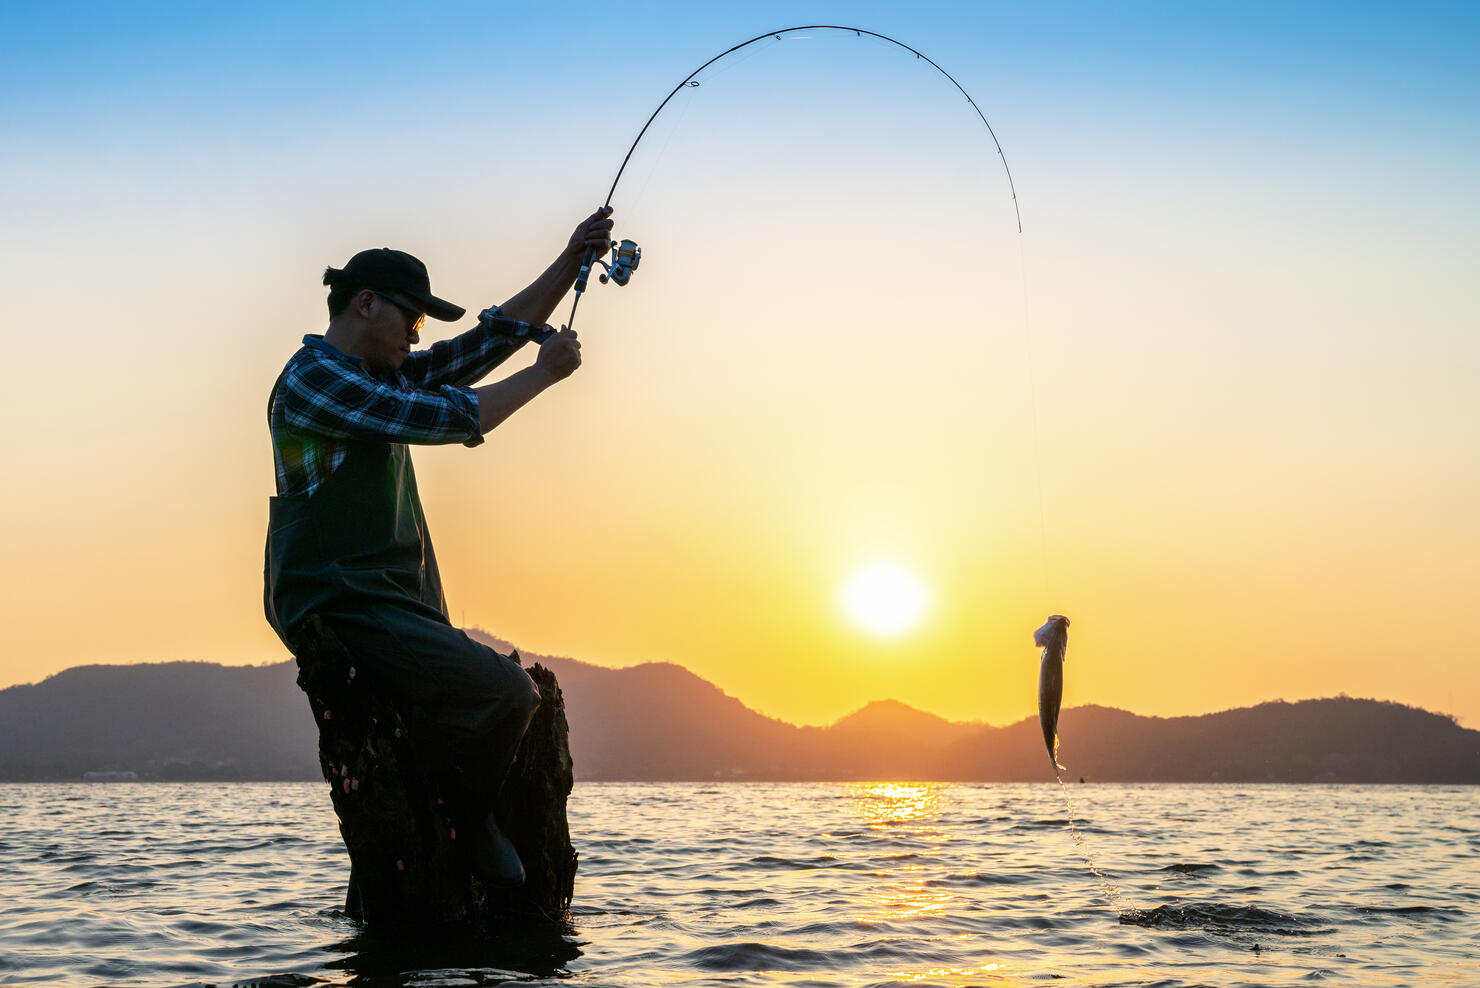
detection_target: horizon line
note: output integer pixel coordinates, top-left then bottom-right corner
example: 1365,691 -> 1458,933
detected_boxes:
9,649 -> 1468,732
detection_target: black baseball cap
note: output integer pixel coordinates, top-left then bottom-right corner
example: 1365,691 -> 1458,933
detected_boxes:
331,248 -> 466,321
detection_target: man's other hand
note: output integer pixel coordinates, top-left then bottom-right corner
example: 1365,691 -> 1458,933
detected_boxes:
567,206 -> 615,258
536,327 -> 582,381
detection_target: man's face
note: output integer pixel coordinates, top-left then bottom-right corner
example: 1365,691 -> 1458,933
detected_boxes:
365,291 -> 425,373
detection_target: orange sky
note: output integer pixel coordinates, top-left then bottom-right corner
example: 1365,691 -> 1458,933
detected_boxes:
2,6 -> 1476,729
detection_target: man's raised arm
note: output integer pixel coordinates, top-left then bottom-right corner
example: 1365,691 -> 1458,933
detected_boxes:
496,207 -> 614,326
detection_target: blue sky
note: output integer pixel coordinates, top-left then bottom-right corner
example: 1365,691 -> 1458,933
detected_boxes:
6,3 -> 1476,137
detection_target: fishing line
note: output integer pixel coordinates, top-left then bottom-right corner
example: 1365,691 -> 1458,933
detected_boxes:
556,32 -> 1089,922
1012,223 -> 1109,915
562,24 -> 1023,331
595,36 -> 778,254
686,31 -> 783,86
1017,266 -> 1127,920
623,81 -> 696,217
1018,238 -> 1051,602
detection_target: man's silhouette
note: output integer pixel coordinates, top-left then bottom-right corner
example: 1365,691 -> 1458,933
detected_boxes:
264,207 -> 613,885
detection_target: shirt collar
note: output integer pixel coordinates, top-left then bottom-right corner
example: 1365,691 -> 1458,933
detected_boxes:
302,334 -> 357,363
301,334 -> 406,385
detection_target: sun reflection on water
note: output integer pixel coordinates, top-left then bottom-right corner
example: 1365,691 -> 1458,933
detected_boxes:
887,964 -> 1006,984
832,783 -> 1023,984
839,783 -> 956,925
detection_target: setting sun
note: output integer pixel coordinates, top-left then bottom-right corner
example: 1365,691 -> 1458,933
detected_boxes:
840,564 -> 930,636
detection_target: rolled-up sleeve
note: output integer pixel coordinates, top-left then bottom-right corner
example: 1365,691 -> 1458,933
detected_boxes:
400,305 -> 555,389
282,354 -> 485,447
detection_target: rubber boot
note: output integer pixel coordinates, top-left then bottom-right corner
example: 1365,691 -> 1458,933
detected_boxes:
469,808 -> 525,887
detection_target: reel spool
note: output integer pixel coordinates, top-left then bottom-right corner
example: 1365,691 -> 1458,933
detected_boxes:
597,239 -> 642,286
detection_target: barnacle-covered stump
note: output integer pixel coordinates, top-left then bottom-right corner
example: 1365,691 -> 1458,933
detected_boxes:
290,614 -> 577,930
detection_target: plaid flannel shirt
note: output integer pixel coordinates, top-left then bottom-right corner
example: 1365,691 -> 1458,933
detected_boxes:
270,307 -> 552,497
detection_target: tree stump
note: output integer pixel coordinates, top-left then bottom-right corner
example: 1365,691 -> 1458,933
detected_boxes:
290,615 -> 577,930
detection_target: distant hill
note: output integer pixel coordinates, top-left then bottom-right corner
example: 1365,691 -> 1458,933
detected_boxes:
0,660 -> 314,780
1,636 -> 1476,783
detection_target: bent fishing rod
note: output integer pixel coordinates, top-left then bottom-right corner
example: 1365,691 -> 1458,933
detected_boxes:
564,24 -> 1022,331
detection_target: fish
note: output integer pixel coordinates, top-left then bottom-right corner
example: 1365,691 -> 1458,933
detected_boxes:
1035,614 -> 1071,772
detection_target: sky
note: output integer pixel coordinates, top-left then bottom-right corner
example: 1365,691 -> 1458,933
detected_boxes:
1,1 -> 1476,729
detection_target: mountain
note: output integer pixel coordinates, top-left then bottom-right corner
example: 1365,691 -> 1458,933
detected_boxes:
813,699 -> 980,779
934,700 -> 1480,783
1,638 -> 1476,783
0,660 -> 317,780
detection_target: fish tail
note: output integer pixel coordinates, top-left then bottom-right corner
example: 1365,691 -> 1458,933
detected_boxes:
1052,734 -> 1065,772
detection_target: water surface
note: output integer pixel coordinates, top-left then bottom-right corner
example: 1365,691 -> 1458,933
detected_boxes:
0,783 -> 1474,986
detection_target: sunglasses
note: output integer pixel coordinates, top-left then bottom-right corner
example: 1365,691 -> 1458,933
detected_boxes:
371,291 -> 426,333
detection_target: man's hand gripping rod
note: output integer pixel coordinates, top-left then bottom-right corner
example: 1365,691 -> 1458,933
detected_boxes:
567,238 -> 641,331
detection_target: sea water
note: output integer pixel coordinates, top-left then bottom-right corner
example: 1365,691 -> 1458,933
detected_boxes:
0,782 -> 1474,987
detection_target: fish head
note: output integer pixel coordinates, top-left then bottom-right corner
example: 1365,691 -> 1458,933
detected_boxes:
1034,614 -> 1070,649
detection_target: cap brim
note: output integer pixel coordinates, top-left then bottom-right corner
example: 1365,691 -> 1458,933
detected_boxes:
404,290 -> 465,322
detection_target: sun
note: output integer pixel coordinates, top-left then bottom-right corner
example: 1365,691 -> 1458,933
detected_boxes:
840,564 -> 930,636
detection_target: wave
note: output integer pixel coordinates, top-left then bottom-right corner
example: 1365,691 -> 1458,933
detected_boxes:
1158,863 -> 1222,875
1119,902 -> 1332,937
738,854 -> 871,871
1352,904 -> 1463,920
1010,817 -> 1106,833
925,870 -> 1036,887
683,941 -> 833,971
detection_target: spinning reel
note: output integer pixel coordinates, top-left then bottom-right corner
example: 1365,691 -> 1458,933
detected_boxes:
570,236 -> 641,327
596,238 -> 642,286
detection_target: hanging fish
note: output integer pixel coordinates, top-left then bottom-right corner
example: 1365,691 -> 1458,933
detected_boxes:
1035,615 -> 1071,772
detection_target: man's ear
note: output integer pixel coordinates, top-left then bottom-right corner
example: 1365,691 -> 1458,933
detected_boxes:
354,288 -> 377,317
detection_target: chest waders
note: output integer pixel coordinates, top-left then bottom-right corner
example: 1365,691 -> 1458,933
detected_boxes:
263,374 -> 540,812
264,425 -> 447,642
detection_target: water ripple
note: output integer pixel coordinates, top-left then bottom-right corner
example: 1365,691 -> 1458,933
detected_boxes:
0,782 -> 1475,987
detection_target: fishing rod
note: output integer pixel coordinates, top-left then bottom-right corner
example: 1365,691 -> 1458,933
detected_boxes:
564,24 -> 1022,330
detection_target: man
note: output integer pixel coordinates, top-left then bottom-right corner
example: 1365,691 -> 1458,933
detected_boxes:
264,206 -> 615,886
